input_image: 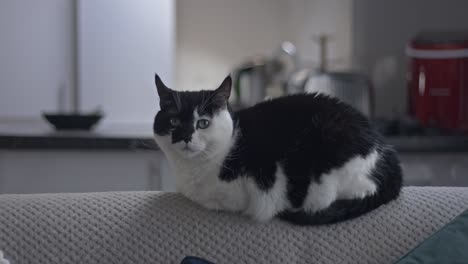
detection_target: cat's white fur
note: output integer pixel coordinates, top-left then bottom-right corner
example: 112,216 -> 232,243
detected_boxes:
304,150 -> 379,212
155,108 -> 379,222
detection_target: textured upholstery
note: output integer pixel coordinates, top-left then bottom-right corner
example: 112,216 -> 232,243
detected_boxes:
1,187 -> 468,264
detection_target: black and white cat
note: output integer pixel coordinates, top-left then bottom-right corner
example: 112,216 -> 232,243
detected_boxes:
153,74 -> 402,225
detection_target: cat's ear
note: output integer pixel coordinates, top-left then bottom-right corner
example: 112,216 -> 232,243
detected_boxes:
155,74 -> 171,98
212,75 -> 232,108
155,74 -> 175,109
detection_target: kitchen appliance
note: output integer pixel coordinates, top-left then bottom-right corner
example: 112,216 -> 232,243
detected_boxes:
407,31 -> 468,132
305,72 -> 374,117
232,56 -> 271,108
304,34 -> 374,117
232,42 -> 298,108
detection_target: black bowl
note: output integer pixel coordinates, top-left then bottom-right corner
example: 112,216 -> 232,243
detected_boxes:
43,113 -> 103,131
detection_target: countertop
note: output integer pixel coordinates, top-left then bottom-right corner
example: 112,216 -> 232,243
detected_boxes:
0,123 -> 159,151
385,136 -> 468,153
1,128 -> 468,153
0,133 -> 158,151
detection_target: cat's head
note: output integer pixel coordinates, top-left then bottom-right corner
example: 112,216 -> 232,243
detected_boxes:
153,74 -> 233,159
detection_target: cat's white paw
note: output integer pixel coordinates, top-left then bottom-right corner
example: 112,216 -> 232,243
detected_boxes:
200,200 -> 222,211
341,178 -> 378,200
304,182 -> 337,213
248,211 -> 275,223
243,201 -> 278,222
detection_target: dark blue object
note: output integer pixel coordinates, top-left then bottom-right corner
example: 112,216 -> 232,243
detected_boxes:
181,256 -> 215,264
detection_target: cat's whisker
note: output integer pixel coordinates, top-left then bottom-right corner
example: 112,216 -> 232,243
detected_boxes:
129,146 -> 158,154
137,139 -> 159,149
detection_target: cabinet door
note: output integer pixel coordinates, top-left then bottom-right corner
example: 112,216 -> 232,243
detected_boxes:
0,151 -> 163,194
0,0 -> 73,117
78,0 -> 174,125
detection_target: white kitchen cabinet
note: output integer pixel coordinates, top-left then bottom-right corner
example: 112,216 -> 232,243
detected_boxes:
0,150 -> 168,194
0,0 -> 174,126
0,0 -> 74,117
78,0 -> 174,125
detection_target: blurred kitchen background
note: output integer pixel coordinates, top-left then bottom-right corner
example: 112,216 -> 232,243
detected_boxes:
1,0 -> 468,194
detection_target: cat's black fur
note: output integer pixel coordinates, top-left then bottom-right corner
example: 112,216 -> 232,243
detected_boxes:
220,93 -> 402,224
154,75 -> 403,225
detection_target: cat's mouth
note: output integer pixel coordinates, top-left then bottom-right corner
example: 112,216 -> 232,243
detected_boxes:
181,144 -> 200,155
182,145 -> 194,152
177,142 -> 204,156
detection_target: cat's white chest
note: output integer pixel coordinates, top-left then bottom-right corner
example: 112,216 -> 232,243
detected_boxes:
175,166 -> 248,212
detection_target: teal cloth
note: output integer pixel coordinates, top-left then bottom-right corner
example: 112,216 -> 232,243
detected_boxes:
396,209 -> 468,264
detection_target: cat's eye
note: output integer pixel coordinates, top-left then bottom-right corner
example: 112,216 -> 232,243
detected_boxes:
197,119 -> 210,129
169,118 -> 180,127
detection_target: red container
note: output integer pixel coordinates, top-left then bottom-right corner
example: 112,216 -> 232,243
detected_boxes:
407,31 -> 468,132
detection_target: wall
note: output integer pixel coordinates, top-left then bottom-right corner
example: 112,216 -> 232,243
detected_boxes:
175,0 -> 354,92
175,0 -> 287,91
0,0 -> 74,118
4,1 -> 467,120
352,0 -> 468,117
78,0 -> 174,126
176,0 -> 468,118
284,0 -> 353,70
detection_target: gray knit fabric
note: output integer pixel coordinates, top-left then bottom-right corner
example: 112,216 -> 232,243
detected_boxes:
1,187 -> 468,264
